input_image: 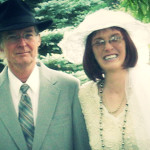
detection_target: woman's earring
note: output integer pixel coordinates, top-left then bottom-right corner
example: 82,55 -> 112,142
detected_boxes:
102,72 -> 105,79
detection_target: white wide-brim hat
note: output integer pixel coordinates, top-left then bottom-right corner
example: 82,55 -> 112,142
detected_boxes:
58,9 -> 150,64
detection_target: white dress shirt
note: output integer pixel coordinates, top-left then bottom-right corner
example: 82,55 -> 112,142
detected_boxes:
8,65 -> 40,125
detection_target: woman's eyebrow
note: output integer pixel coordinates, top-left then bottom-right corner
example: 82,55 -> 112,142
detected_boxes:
110,33 -> 121,37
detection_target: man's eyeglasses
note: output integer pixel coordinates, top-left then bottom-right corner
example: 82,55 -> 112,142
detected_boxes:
4,32 -> 38,43
92,35 -> 124,49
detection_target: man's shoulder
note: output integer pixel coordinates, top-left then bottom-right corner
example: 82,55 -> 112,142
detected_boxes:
51,69 -> 79,83
39,61 -> 79,85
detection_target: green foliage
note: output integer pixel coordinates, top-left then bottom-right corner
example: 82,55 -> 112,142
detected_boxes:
39,54 -> 89,84
104,0 -> 121,9
120,0 -> 150,22
39,54 -> 82,72
39,31 -> 63,56
0,0 -> 5,3
0,60 -> 5,72
34,0 -> 109,29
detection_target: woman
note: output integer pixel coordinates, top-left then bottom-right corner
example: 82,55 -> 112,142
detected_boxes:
59,9 -> 150,150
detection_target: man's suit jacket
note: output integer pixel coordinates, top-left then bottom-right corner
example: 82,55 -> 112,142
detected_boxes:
0,62 -> 91,150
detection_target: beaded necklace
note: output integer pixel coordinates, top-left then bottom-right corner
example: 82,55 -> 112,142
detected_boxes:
98,80 -> 129,150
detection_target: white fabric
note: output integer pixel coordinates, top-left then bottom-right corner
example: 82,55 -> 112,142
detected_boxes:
58,9 -> 150,64
79,64 -> 150,150
8,65 -> 40,124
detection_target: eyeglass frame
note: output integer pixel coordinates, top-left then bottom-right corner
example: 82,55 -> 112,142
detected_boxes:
1,26 -> 39,44
3,32 -> 39,44
92,34 -> 124,49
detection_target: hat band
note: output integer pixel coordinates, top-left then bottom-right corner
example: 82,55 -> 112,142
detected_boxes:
0,16 -> 36,28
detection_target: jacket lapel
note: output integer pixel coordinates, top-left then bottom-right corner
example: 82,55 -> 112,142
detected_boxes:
0,67 -> 28,150
32,63 -> 60,150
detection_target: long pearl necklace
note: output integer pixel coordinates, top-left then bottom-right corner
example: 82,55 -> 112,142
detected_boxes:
98,80 -> 128,150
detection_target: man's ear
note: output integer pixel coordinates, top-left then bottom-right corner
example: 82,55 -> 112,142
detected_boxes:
0,46 -> 5,59
37,35 -> 41,47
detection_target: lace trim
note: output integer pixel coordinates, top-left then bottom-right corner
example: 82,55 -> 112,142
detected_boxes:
79,81 -> 138,150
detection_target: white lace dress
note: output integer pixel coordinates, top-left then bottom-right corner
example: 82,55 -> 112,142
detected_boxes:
79,80 -> 150,150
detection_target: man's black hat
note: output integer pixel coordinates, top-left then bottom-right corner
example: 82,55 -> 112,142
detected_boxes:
0,0 -> 53,32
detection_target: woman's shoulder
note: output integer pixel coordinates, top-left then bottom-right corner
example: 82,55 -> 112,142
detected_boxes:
80,80 -> 97,93
79,80 -> 98,103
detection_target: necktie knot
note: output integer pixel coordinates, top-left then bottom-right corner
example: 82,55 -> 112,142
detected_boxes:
20,84 -> 29,94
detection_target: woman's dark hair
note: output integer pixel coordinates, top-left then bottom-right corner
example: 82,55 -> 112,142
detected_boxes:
83,26 -> 138,81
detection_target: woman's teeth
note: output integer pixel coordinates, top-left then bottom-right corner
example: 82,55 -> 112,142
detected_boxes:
104,54 -> 118,60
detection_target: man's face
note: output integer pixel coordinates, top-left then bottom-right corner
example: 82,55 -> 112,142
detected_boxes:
1,26 -> 41,70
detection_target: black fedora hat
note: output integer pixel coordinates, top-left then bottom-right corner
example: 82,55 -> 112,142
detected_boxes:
0,0 -> 53,32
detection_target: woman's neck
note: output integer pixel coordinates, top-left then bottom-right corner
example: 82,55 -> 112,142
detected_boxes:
101,69 -> 128,116
104,69 -> 128,93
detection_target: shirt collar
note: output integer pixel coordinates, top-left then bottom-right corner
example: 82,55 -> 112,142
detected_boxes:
26,65 -> 39,93
8,68 -> 22,97
8,65 -> 40,95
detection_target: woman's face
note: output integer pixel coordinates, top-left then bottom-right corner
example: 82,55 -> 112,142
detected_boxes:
92,28 -> 126,73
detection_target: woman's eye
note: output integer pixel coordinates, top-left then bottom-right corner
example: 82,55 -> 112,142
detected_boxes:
95,40 -> 105,45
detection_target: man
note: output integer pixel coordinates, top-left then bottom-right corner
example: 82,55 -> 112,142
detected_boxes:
0,0 -> 91,150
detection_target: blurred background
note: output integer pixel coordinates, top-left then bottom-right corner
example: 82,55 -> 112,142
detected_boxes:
0,0 -> 150,84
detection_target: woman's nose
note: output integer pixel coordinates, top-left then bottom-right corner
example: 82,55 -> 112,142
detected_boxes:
104,41 -> 114,51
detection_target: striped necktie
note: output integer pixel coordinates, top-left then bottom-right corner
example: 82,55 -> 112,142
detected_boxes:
18,84 -> 34,150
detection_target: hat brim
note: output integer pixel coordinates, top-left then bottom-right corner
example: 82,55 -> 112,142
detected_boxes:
36,19 -> 53,32
58,9 -> 150,64
0,19 -> 53,32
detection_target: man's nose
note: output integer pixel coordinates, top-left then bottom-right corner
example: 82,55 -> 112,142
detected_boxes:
17,37 -> 27,46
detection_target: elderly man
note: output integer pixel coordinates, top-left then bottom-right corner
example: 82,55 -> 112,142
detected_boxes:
0,0 -> 90,150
